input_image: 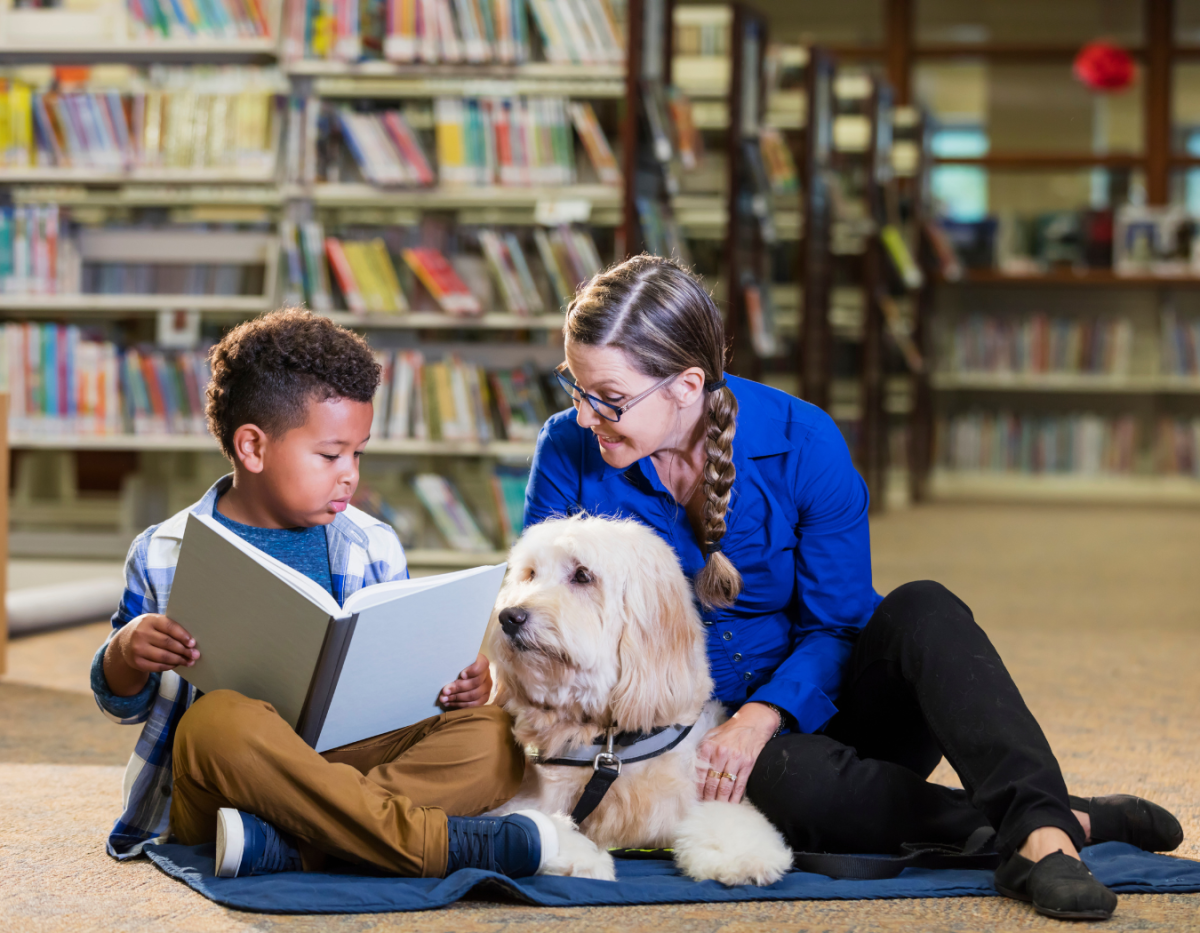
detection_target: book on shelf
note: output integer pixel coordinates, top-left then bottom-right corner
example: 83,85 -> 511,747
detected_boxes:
635,197 -> 691,265
742,277 -> 779,358
166,511 -> 506,751
2,67 -> 283,175
402,247 -> 483,315
1157,417 -> 1200,477
758,127 -> 796,195
880,224 -> 923,291
527,0 -> 623,65
479,229 -> 545,315
1114,206 -> 1197,277
1160,310 -> 1200,377
951,314 -> 1133,377
567,101 -> 621,186
413,473 -> 495,551
923,221 -> 964,282
372,348 -> 562,444
434,96 -> 575,187
0,205 -> 78,295
337,107 -> 436,187
326,236 -> 411,314
938,411 -> 1137,476
284,95 -> 321,185
533,224 -> 601,306
127,0 -> 273,40
490,463 -> 529,545
666,89 -> 703,172
0,322 -> 210,437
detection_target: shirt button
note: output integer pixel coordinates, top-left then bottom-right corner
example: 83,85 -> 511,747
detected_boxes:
733,653 -> 743,662
743,672 -> 752,681
722,631 -> 733,641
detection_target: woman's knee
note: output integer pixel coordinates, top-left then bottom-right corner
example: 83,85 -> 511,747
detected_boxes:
873,580 -> 977,644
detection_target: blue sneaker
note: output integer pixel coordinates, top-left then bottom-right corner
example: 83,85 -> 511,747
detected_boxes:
444,810 -> 558,878
214,808 -> 302,877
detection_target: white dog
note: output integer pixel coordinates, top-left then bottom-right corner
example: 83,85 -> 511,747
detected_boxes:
487,514 -> 794,886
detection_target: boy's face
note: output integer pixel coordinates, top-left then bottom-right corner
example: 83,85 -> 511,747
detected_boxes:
251,396 -> 374,527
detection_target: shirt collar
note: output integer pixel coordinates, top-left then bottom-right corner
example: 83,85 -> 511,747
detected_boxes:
596,375 -> 793,484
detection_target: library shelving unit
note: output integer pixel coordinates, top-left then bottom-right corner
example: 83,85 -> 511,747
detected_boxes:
720,3 -> 769,379
0,0 -> 641,566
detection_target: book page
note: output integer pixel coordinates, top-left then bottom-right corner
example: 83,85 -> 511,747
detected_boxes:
342,562 -> 505,613
315,562 -> 507,751
166,513 -> 341,730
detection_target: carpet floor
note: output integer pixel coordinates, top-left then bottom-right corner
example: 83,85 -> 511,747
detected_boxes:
2,502 -> 1198,932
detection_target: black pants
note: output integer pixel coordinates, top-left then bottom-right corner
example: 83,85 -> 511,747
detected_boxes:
745,581 -> 1085,860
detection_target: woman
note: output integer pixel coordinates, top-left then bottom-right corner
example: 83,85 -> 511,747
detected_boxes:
524,255 -> 1182,921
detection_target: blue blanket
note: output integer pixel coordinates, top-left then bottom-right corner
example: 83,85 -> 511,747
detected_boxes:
143,842 -> 1200,914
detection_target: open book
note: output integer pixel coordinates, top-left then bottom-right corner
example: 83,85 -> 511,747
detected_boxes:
166,512 -> 506,752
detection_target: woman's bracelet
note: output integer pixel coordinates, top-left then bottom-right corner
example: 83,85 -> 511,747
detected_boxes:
760,702 -> 789,738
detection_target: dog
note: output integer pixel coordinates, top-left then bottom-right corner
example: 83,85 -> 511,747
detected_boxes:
487,514 -> 794,886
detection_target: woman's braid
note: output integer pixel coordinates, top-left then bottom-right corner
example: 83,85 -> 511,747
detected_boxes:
694,385 -> 742,609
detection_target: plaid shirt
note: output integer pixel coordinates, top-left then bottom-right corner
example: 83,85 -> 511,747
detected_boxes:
90,474 -> 409,860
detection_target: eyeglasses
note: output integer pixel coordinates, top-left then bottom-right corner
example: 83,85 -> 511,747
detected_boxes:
554,363 -> 680,423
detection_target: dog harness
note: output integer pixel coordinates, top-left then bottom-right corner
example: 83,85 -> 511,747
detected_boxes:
536,723 -> 694,825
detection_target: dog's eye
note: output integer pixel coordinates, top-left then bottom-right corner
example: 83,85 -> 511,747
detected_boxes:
572,566 -> 594,585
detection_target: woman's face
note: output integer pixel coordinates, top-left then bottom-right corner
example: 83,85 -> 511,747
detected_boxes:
562,341 -> 704,469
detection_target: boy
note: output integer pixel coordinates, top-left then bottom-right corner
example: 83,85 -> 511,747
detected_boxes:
92,309 -> 557,879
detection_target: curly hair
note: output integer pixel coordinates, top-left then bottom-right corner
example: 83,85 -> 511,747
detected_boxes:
205,308 -> 381,462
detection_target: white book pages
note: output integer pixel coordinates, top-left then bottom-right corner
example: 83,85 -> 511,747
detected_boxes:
316,562 -> 507,750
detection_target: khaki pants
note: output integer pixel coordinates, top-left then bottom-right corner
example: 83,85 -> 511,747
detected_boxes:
170,690 -> 525,877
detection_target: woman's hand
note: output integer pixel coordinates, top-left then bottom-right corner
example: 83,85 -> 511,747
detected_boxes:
695,702 -> 781,804
438,653 -> 493,709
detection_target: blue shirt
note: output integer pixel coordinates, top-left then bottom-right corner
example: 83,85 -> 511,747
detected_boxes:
212,497 -> 335,599
524,374 -> 883,734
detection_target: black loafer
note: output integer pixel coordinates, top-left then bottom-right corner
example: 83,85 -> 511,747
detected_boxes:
994,851 -> 1118,921
1070,794 -> 1184,852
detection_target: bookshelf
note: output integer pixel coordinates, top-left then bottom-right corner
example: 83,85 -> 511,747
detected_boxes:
0,0 -> 642,565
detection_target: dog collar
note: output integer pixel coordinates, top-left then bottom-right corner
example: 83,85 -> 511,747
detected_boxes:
536,723 -> 694,768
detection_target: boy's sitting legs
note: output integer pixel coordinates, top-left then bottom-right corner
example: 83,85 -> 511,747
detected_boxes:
170,689 -> 525,877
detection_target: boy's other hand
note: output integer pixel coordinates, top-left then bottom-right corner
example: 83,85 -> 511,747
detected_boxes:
104,613 -> 200,697
438,653 -> 492,709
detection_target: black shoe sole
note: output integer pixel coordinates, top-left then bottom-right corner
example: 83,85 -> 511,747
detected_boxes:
995,883 -> 1115,922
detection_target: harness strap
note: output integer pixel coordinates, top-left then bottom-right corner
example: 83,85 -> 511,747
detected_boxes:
792,827 -> 1000,879
570,765 -> 622,825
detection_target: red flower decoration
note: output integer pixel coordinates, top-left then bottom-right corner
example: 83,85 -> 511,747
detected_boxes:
1074,41 -> 1136,92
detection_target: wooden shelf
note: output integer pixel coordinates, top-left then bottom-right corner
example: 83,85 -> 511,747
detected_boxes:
929,470 -> 1200,505
0,295 -> 273,315
295,61 -> 626,98
914,43 -> 1147,61
306,182 -> 621,213
325,311 -> 565,331
8,433 -> 537,457
931,373 -> 1194,394
10,185 -> 284,207
0,168 -> 278,185
0,38 -> 279,63
931,153 -> 1143,170
945,269 -> 1200,288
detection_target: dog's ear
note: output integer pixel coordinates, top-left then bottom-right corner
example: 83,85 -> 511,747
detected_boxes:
608,537 -> 711,732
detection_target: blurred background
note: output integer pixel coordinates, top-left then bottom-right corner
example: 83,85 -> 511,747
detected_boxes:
1,0 -> 1198,652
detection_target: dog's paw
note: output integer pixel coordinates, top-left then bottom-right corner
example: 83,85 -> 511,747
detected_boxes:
673,800 -> 792,887
537,811 -> 617,882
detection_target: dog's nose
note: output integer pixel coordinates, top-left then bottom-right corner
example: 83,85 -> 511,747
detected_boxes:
499,607 -> 529,635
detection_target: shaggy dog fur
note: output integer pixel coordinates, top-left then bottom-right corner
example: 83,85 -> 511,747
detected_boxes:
488,515 -> 793,885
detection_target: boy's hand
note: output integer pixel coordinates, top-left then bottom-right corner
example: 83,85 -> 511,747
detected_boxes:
439,653 -> 492,709
103,613 -> 200,697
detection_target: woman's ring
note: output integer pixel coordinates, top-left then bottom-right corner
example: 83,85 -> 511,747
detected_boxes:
707,769 -> 738,782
